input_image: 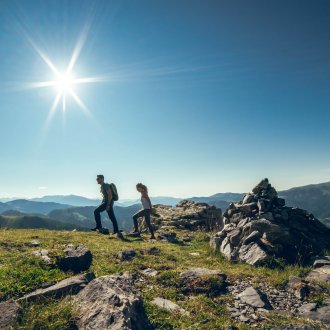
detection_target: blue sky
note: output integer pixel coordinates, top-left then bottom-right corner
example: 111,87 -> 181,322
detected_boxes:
0,0 -> 329,199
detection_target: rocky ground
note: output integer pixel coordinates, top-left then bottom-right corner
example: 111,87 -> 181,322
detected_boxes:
0,185 -> 329,329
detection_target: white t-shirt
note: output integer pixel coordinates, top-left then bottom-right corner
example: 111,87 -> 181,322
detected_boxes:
141,196 -> 151,209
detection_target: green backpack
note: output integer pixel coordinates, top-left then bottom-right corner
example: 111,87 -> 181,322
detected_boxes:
110,183 -> 119,201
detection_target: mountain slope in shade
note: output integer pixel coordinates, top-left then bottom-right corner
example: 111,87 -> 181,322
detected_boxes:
0,215 -> 88,231
0,201 -> 11,213
48,204 -> 141,232
5,200 -> 73,214
279,182 -> 330,220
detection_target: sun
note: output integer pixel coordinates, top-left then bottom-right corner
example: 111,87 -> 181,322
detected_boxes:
56,72 -> 74,93
21,25 -> 108,126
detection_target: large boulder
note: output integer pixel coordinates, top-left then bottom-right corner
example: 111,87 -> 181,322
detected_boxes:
210,179 -> 330,266
56,245 -> 92,273
18,273 -> 95,302
74,273 -> 152,330
0,299 -> 22,329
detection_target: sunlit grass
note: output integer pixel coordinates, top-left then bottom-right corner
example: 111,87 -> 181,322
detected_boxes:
0,228 -> 325,329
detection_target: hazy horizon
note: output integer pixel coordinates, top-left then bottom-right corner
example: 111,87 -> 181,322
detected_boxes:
1,1 -> 330,200
1,178 -> 329,201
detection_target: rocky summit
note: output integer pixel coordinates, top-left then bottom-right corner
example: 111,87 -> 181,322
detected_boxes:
153,200 -> 223,232
210,178 -> 330,266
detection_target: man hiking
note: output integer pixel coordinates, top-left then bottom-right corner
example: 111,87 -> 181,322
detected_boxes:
92,174 -> 123,238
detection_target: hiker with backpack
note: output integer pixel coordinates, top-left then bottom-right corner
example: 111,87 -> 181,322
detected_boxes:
131,183 -> 155,240
92,174 -> 122,238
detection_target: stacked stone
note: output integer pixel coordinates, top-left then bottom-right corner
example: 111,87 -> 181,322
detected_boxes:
153,200 -> 223,231
210,178 -> 330,266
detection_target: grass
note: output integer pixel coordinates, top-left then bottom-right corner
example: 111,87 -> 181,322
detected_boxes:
0,228 -> 327,329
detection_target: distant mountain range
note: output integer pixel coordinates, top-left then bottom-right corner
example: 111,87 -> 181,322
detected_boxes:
0,199 -> 72,215
29,195 -> 101,206
1,181 -> 329,230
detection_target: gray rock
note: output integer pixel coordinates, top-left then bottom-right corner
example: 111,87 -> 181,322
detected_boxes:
243,194 -> 254,204
239,315 -> 250,322
271,325 -> 319,330
228,229 -> 241,246
240,202 -> 258,215
18,273 -> 95,302
27,240 -> 40,247
238,286 -> 272,309
313,259 -> 330,268
298,301 -> 330,325
220,237 -> 234,260
180,267 -> 227,295
141,268 -> 158,277
151,298 -> 188,315
117,249 -> 137,261
242,230 -> 261,245
32,249 -> 52,264
56,245 -> 92,273
286,276 -> 309,300
75,273 -> 152,330
209,236 -> 222,252
141,247 -> 161,255
297,303 -> 317,314
306,265 -> 330,283
158,232 -> 177,242
0,299 -> 22,329
258,199 -> 270,213
239,243 -> 269,266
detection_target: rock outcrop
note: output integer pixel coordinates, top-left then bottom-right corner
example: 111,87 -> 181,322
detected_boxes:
74,273 -> 152,330
153,200 -> 223,232
210,179 -> 330,265
18,273 -> 95,302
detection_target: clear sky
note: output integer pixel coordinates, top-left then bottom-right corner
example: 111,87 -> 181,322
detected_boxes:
0,0 -> 329,199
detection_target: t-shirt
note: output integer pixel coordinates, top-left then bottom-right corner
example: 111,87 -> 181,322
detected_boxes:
100,183 -> 111,203
141,196 -> 151,209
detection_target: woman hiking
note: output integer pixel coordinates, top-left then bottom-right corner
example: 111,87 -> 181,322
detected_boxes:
132,183 -> 155,240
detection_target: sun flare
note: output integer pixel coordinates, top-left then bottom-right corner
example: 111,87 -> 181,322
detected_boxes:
55,72 -> 74,93
21,25 -> 108,126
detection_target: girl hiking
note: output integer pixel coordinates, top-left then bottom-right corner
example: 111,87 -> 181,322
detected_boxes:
132,183 -> 155,239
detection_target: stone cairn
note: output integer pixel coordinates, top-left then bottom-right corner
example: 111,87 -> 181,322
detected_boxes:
210,178 -> 330,266
153,200 -> 223,232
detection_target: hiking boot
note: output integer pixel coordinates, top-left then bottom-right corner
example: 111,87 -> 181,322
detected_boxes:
116,232 -> 124,239
91,227 -> 102,231
127,231 -> 141,237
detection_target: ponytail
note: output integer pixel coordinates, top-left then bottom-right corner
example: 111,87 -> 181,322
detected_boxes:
136,183 -> 148,194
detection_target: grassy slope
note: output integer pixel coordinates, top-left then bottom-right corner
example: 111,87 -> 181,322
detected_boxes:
0,228 -> 325,330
